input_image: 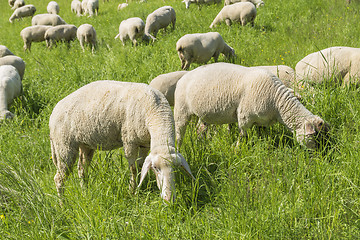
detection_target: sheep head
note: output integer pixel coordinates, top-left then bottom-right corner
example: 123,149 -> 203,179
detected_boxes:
296,116 -> 330,149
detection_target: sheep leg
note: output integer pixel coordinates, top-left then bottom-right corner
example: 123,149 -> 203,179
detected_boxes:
78,145 -> 95,188
172,19 -> 176,30
174,107 -> 192,148
123,143 -> 141,192
213,51 -> 220,62
225,19 -> 232,26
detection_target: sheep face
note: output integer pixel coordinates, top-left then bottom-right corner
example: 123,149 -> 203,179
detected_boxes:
296,116 -> 330,149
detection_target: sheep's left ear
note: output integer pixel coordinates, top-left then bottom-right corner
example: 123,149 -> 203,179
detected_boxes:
138,155 -> 152,188
173,153 -> 195,180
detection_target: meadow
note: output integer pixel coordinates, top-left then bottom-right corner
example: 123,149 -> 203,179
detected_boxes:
1,0 -> 360,238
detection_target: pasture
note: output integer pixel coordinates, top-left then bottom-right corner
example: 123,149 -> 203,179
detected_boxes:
1,0 -> 360,238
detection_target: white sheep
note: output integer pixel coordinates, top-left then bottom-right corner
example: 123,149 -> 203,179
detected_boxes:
115,17 -> 145,46
71,0 -> 82,16
9,4 -> 36,23
87,0 -> 99,17
224,0 -> 264,7
0,45 -> 14,58
11,0 -> 25,10
145,6 -> 176,41
47,1 -> 60,15
256,65 -> 296,89
81,0 -> 88,15
0,65 -> 22,120
295,46 -> 360,86
20,25 -> 52,51
210,2 -> 257,28
182,0 -> 221,9
117,3 -> 128,10
149,71 -> 188,106
77,24 -> 97,53
0,55 -> 26,80
32,14 -> 66,26
176,32 -> 236,70
174,62 -> 329,149
44,24 -> 78,48
49,80 -> 194,202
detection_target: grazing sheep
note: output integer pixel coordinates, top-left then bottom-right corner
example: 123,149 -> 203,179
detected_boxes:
9,4 -> 36,23
0,65 -> 22,120
32,14 -> 66,26
8,0 -> 15,7
44,24 -> 78,48
71,0 -> 82,16
174,63 -> 329,149
176,32 -> 236,70
224,0 -> 264,7
87,0 -> 99,17
117,3 -> 128,10
11,0 -> 25,10
81,0 -> 88,15
149,71 -> 188,106
0,56 -> 26,80
210,2 -> 257,28
47,1 -> 60,14
0,46 -> 14,58
20,25 -> 52,51
145,6 -> 176,41
49,80 -> 194,202
115,17 -> 145,46
182,0 -> 221,9
295,46 -> 360,86
77,24 -> 96,53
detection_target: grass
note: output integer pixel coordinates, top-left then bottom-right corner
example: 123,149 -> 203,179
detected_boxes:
1,0 -> 360,238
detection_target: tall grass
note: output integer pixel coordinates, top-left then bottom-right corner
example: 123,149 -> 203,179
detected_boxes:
1,0 -> 360,238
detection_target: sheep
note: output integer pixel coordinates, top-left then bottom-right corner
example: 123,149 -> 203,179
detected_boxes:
32,14 -> 66,26
182,0 -> 221,9
0,46 -> 14,58
11,0 -> 25,10
49,80 -> 194,203
81,0 -> 88,15
8,0 -> 15,7
0,56 -> 26,80
20,25 -> 52,51
47,1 -> 60,15
117,3 -> 128,10
145,6 -> 176,41
87,0 -> 99,17
44,24 -> 78,48
224,0 -> 264,7
71,0 -> 82,16
115,17 -> 145,46
209,2 -> 257,28
256,65 -> 296,89
9,4 -> 36,23
173,62 -> 329,149
295,46 -> 360,86
77,24 -> 96,53
0,65 -> 22,120
149,71 -> 188,106
176,32 -> 236,70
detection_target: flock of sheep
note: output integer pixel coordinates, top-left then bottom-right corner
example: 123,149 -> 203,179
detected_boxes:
1,0 -> 359,203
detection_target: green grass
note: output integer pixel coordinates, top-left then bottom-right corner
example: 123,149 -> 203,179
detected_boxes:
1,0 -> 360,238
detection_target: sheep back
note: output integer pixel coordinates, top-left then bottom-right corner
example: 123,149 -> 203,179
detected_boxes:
32,14 -> 66,26
0,45 -> 14,58
47,1 -> 60,14
0,55 -> 26,80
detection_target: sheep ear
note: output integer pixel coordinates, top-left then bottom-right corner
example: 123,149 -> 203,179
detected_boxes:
138,156 -> 152,188
173,153 -> 195,180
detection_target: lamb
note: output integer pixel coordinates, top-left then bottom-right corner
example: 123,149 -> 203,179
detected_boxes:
149,71 -> 188,106
20,25 -> 52,51
32,14 -> 66,26
209,2 -> 257,28
182,0 -> 221,9
49,80 -> 194,202
9,5 -> 36,23
0,56 -> 26,80
44,24 -> 78,48
77,24 -> 96,53
145,6 -> 176,41
47,1 -> 60,14
11,0 -> 25,10
176,32 -> 236,70
224,0 -> 264,7
295,46 -> 360,86
115,17 -> 145,46
174,63 -> 329,149
71,0 -> 82,16
87,0 -> 99,17
0,65 -> 22,120
117,3 -> 128,10
81,0 -> 88,15
0,46 -> 14,58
